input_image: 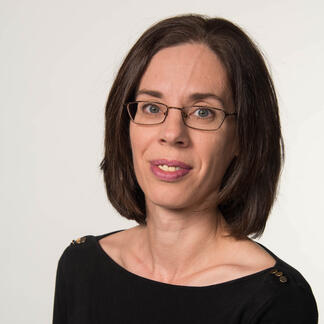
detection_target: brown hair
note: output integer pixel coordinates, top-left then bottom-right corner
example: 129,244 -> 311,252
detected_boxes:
99,14 -> 284,240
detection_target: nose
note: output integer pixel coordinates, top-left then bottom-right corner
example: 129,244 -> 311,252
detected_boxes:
158,107 -> 190,147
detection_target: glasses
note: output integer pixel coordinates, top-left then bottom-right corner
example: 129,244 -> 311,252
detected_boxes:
124,101 -> 237,131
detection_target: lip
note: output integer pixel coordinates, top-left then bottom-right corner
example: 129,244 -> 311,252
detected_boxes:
149,159 -> 193,182
150,159 -> 192,169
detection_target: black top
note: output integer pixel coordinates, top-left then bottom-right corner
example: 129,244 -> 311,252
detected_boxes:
52,229 -> 318,324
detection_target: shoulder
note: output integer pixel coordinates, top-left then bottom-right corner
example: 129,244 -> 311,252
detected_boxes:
57,230 -> 125,271
56,234 -> 99,275
249,258 -> 318,323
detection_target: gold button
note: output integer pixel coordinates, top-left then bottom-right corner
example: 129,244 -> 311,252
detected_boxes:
279,275 -> 287,283
275,271 -> 283,277
76,236 -> 86,244
270,269 -> 278,274
71,236 -> 87,245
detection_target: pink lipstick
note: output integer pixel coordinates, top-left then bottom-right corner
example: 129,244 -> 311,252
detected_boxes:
150,159 -> 192,181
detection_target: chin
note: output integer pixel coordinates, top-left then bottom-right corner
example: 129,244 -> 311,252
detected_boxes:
145,191 -> 195,211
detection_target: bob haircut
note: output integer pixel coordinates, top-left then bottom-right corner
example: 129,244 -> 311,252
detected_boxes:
100,14 -> 284,240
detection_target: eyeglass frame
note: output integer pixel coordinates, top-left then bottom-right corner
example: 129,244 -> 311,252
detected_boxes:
124,100 -> 237,131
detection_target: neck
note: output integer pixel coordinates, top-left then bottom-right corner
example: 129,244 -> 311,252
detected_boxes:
132,206 -> 237,284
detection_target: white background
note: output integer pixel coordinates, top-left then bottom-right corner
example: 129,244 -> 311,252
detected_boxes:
1,0 -> 323,322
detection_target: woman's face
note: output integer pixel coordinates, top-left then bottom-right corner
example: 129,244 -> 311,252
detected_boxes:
129,43 -> 237,212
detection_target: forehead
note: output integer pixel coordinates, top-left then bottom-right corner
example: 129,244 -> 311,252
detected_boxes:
137,43 -> 231,102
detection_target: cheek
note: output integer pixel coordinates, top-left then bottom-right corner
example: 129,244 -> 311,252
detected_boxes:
129,125 -> 142,168
130,123 -> 145,152
129,128 -> 144,191
129,124 -> 154,178
129,125 -> 136,164
196,131 -> 235,180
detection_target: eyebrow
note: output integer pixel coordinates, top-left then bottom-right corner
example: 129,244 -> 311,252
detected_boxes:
135,89 -> 225,106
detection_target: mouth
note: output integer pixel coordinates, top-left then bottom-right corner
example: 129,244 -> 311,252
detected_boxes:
150,159 -> 192,169
150,159 -> 192,181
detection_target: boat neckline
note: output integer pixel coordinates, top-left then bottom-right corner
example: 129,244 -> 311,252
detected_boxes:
93,229 -> 281,290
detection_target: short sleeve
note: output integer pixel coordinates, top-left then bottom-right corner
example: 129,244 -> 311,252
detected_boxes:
52,254 -> 68,324
250,283 -> 318,324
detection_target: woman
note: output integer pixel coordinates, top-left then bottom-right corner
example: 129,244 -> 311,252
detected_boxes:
52,14 -> 318,323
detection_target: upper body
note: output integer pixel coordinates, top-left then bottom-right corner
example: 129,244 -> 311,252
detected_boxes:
53,14 -> 319,324
52,228 -> 318,324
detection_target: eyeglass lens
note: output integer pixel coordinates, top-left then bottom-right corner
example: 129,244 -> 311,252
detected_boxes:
128,101 -> 225,130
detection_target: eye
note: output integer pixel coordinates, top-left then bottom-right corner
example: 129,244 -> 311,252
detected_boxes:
141,102 -> 162,114
192,107 -> 215,119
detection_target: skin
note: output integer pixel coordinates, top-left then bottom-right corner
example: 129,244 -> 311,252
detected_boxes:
132,43 -> 237,214
100,43 -> 276,286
